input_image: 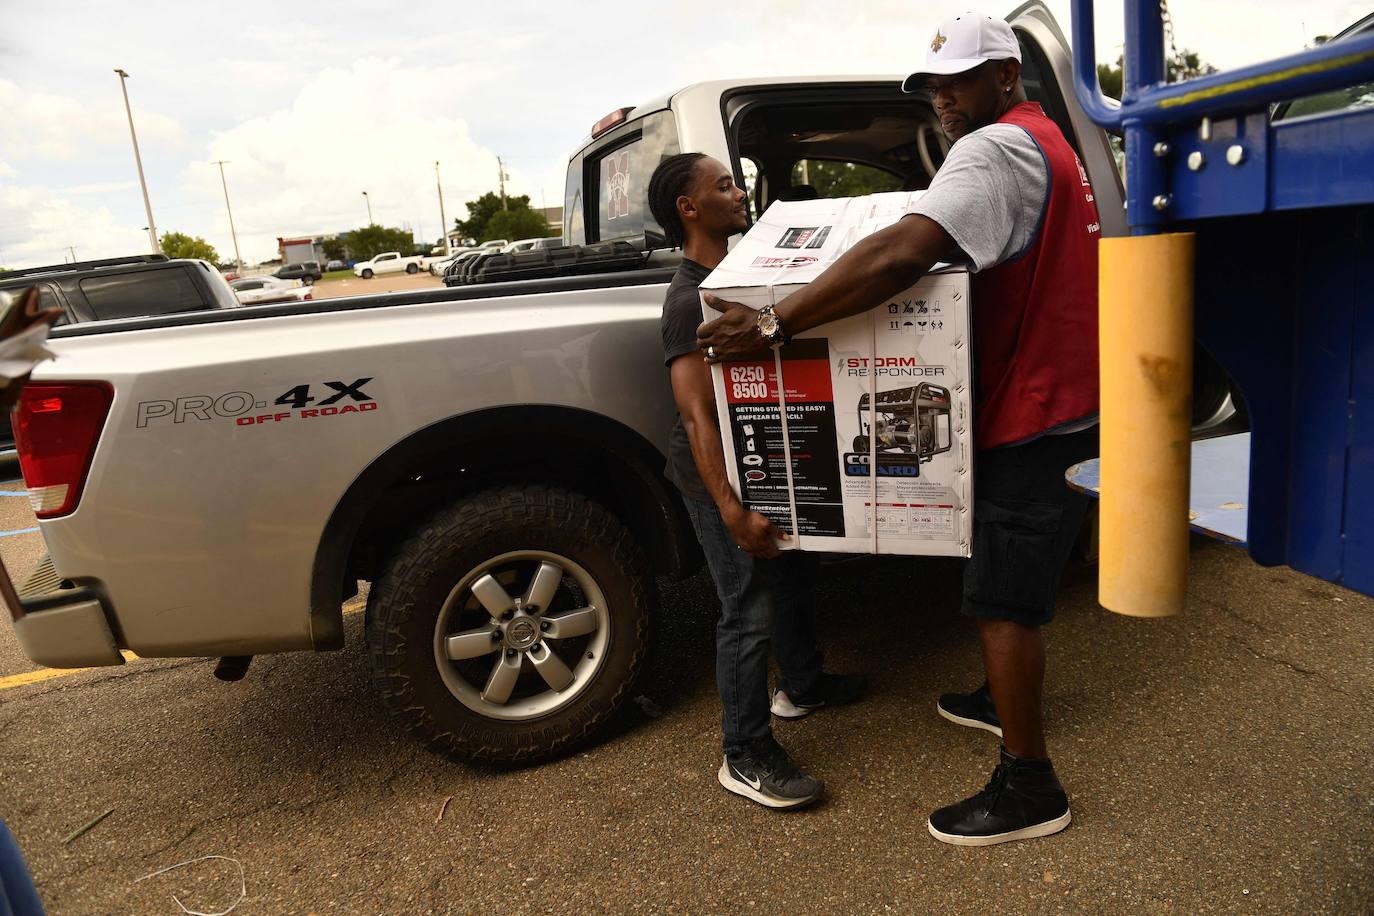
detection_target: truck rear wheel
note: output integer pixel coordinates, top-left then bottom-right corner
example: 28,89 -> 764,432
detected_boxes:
366,485 -> 655,764
405,263 -> 419,274
361,268 -> 374,279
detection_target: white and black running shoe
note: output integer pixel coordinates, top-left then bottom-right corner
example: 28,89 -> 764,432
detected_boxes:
770,672 -> 868,720
718,743 -> 823,809
927,749 -> 1072,846
936,682 -> 1003,738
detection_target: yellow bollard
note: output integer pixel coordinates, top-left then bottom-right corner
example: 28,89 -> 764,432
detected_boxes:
1098,233 -> 1195,617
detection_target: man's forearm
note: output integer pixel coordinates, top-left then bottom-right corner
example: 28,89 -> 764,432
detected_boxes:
775,216 -> 950,335
681,413 -> 744,516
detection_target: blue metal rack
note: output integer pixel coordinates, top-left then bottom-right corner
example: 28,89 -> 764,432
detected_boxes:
1070,2 -> 1374,227
1070,1 -> 1374,597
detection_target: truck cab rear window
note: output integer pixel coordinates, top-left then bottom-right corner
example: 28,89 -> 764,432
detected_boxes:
596,138 -> 645,241
582,110 -> 680,245
79,269 -> 203,321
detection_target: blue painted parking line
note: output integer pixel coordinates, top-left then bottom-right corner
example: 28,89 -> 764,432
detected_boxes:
0,528 -> 38,538
0,491 -> 29,497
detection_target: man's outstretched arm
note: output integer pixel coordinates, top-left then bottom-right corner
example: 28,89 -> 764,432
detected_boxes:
697,214 -> 962,361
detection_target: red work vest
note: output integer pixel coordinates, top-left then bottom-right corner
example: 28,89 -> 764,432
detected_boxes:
968,102 -> 1100,448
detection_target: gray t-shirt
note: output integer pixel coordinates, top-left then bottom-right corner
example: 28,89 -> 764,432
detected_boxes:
906,123 -> 1048,271
907,123 -> 1097,436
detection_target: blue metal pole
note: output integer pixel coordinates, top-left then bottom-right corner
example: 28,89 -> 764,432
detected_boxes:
1123,0 -> 1169,232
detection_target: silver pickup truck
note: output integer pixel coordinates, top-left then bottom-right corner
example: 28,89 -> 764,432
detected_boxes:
7,3 -> 1131,763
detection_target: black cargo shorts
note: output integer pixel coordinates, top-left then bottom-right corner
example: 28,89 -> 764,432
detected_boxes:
962,425 -> 1098,628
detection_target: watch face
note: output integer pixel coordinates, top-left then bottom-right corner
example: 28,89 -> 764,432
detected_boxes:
758,313 -> 780,337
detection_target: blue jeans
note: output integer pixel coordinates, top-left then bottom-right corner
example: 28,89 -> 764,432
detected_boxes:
0,819 -> 44,916
683,498 -> 824,757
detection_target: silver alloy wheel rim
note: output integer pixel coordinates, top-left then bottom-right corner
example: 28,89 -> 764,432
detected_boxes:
432,549 -> 610,721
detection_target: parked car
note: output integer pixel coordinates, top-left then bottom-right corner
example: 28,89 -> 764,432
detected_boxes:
351,251 -> 446,279
0,254 -> 239,453
229,276 -> 313,305
325,260 -> 345,272
274,261 -> 322,284
0,254 -> 239,326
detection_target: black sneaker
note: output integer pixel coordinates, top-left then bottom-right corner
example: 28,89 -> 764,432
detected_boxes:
770,673 -> 869,719
927,749 -> 1072,846
937,682 -> 1002,738
718,741 -> 824,809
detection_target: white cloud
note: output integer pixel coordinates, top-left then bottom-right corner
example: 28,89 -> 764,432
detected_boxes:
0,78 -> 185,163
179,58 -> 514,263
0,180 -> 141,268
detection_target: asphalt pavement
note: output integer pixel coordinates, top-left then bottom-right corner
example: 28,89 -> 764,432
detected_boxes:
0,469 -> 1371,914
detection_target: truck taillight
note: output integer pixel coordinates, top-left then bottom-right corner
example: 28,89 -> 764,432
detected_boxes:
14,382 -> 114,519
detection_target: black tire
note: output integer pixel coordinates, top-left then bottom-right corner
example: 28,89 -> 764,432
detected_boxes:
852,435 -> 870,452
303,276 -> 315,286
366,485 -> 655,764
405,263 -> 419,274
361,268 -> 374,279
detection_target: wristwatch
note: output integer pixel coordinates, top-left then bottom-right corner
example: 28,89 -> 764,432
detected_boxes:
757,304 -> 787,347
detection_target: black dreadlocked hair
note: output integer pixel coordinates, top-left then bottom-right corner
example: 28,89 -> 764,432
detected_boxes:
647,152 -> 708,249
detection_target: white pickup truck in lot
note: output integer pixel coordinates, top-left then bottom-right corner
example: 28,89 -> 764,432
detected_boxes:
352,250 -> 443,279
8,3 -> 1159,764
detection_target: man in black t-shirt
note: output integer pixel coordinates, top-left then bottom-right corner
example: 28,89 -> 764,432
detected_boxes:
648,152 -> 865,810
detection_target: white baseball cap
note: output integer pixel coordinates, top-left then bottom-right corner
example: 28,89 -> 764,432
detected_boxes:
900,12 -> 1021,93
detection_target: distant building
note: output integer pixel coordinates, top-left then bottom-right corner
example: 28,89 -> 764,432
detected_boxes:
278,236 -> 326,265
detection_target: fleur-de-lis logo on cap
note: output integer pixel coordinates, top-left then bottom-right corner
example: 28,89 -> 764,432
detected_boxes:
931,30 -> 947,52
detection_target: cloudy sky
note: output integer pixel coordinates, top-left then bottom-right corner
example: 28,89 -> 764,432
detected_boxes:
1,0 -> 1366,268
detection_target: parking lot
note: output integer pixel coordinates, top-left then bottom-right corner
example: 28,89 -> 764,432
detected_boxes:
310,273 -> 444,300
0,469 -> 1371,914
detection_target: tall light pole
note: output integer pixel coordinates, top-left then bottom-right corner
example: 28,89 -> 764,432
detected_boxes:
362,191 -> 372,225
212,160 -> 242,269
497,156 -> 509,210
114,68 -> 160,254
435,161 -> 450,255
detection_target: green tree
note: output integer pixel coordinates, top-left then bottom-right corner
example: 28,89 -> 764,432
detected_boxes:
455,192 -> 550,243
321,237 -> 347,262
485,207 -> 552,243
1096,49 -> 1218,101
160,231 -> 220,264
345,224 -> 416,261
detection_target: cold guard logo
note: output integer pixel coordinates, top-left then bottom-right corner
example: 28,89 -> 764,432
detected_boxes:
843,453 -> 922,478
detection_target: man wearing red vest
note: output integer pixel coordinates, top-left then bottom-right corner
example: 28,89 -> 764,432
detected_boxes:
697,11 -> 1100,846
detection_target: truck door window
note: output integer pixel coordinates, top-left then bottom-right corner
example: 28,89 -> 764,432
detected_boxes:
729,88 -> 943,209
79,269 -> 204,321
788,159 -> 903,198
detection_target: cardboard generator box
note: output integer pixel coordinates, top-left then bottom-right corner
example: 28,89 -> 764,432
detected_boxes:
701,192 -> 972,557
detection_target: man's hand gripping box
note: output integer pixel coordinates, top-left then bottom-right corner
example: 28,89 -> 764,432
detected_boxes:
702,193 -> 972,557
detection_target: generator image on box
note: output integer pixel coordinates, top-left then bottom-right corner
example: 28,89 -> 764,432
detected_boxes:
851,383 -> 954,473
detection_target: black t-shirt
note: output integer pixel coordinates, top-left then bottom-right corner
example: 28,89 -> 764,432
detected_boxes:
659,259 -> 713,504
